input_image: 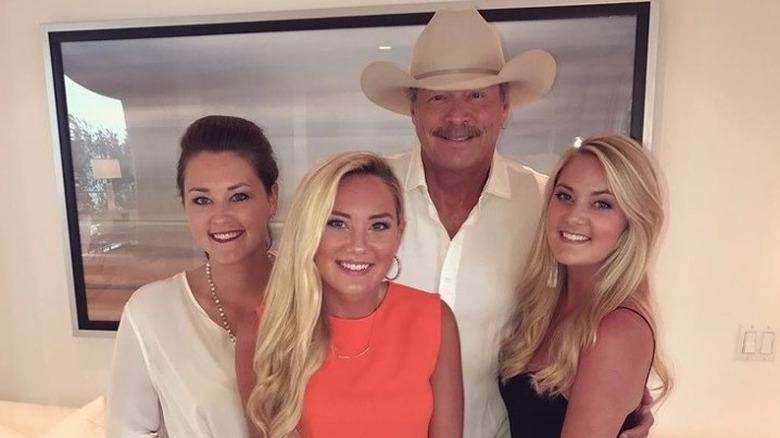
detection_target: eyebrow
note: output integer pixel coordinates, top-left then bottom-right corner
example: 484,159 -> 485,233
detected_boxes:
187,183 -> 251,193
331,210 -> 394,220
555,182 -> 612,197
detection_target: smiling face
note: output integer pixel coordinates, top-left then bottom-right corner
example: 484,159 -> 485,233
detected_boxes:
545,153 -> 628,276
411,85 -> 509,174
183,151 -> 278,266
314,174 -> 404,314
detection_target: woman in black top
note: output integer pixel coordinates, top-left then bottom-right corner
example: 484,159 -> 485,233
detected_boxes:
499,134 -> 672,438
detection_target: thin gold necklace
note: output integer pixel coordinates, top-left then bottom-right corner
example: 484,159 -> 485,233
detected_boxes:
331,310 -> 378,360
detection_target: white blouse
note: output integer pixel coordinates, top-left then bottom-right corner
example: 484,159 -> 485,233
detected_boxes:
106,272 -> 248,438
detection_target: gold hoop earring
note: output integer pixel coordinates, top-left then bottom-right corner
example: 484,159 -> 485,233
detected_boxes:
385,255 -> 401,281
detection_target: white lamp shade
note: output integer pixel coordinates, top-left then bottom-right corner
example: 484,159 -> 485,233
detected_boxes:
91,159 -> 122,179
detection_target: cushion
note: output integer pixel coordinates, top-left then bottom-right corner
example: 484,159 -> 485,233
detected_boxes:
0,400 -> 75,436
0,424 -> 27,438
42,396 -> 105,438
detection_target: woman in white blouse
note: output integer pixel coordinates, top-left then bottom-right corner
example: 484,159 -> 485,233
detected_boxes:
106,115 -> 279,437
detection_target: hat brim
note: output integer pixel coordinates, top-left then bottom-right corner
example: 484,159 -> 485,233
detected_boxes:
361,49 -> 556,116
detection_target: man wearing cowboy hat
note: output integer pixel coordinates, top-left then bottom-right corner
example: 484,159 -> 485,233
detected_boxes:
361,7 -> 652,438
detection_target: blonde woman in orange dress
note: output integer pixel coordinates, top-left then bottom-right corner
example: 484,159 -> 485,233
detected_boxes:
235,151 -> 463,438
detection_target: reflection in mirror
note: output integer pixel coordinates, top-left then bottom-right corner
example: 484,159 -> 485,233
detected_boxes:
66,75 -> 202,322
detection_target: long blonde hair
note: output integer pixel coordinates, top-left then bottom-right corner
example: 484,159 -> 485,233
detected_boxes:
499,134 -> 672,402
246,151 -> 404,437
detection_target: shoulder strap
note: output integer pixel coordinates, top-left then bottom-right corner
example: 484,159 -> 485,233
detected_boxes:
615,306 -> 656,384
615,307 -> 653,335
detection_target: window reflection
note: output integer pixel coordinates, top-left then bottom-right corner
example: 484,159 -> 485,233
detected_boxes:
66,76 -> 201,321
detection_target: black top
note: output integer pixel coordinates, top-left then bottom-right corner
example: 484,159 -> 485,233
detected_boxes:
499,307 -> 651,438
499,373 -> 639,437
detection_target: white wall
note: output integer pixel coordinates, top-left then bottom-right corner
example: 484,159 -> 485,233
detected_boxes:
1,0 -> 778,436
650,0 -> 780,436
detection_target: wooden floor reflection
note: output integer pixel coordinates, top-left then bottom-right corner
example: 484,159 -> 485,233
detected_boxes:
84,252 -> 200,321
80,220 -> 202,322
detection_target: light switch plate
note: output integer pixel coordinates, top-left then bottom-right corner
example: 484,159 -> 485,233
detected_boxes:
736,324 -> 776,362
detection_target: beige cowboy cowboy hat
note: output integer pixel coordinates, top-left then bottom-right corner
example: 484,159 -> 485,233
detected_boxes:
361,7 -> 556,116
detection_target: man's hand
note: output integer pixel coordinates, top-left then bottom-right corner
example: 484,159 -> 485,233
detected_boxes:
619,388 -> 654,438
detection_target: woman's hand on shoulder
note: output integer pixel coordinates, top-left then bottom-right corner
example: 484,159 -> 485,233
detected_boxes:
561,309 -> 654,438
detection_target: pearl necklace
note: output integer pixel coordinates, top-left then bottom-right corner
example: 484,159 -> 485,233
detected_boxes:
205,261 -> 236,345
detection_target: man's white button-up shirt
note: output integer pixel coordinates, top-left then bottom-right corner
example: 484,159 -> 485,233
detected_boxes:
388,148 -> 547,438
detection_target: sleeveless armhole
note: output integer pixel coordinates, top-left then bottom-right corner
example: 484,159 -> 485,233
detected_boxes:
614,306 -> 655,384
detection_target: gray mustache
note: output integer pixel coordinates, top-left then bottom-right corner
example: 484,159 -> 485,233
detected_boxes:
432,124 -> 481,139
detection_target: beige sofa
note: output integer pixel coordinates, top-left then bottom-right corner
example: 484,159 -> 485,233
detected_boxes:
0,397 -> 104,438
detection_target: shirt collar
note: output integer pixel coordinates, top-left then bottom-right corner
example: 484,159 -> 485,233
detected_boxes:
404,146 -> 511,200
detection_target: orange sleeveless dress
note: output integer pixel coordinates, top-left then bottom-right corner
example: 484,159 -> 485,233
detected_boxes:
298,282 -> 441,438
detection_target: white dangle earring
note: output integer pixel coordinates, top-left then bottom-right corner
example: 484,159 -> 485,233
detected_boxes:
546,261 -> 559,289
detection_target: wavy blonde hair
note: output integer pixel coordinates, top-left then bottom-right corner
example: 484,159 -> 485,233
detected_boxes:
246,151 -> 404,438
499,134 -> 672,402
